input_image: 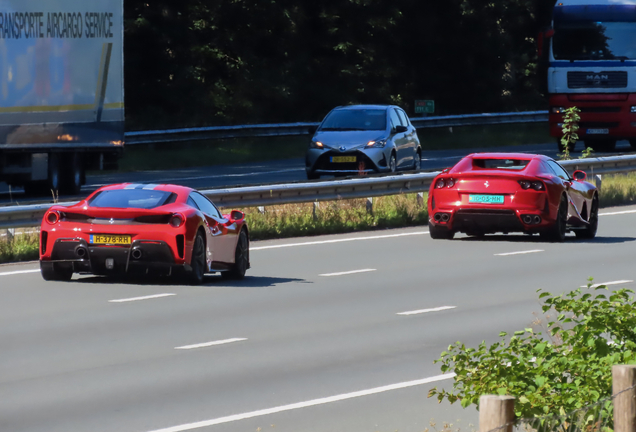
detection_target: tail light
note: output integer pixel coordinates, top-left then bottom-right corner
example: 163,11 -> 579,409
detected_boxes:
170,213 -> 184,228
519,180 -> 545,191
435,178 -> 456,189
45,211 -> 59,225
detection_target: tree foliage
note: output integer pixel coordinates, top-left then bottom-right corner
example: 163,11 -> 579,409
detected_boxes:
124,0 -> 555,129
428,280 -> 636,420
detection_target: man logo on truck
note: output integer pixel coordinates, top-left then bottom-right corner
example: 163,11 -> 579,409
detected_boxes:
586,74 -> 609,85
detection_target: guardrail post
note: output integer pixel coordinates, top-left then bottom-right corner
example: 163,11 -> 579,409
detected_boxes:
417,192 -> 425,207
595,174 -> 602,195
366,197 -> 373,215
258,206 -> 266,214
613,365 -> 636,432
313,202 -> 319,221
479,395 -> 515,432
5,228 -> 14,243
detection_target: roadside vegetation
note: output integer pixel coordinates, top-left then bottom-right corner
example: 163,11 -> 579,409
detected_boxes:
428,280 -> 636,424
3,171 -> 636,264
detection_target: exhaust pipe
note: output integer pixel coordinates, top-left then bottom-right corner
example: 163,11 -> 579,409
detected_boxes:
75,247 -> 87,258
522,215 -> 533,224
131,248 -> 142,260
434,213 -> 442,222
441,213 -> 450,222
533,215 -> 541,224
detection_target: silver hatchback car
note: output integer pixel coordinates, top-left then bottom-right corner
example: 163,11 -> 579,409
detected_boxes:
305,105 -> 422,179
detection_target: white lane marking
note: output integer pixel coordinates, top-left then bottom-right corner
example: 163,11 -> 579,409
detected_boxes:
145,373 -> 456,432
109,293 -> 176,303
320,269 -> 376,277
599,210 -> 636,216
251,231 -> 428,251
397,306 -> 457,316
0,269 -> 40,277
494,249 -> 544,256
580,280 -> 633,288
175,338 -> 247,350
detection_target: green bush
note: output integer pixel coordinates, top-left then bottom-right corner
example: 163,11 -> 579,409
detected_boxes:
428,280 -> 636,420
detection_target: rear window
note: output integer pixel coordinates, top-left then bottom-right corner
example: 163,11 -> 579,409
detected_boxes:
472,159 -> 530,170
88,190 -> 176,209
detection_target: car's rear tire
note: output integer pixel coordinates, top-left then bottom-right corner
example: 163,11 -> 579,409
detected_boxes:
40,261 -> 73,281
630,139 -> 636,151
429,224 -> 454,240
542,195 -> 568,242
575,194 -> 598,239
307,172 -> 320,180
413,151 -> 421,171
188,232 -> 206,285
586,139 -> 616,152
222,229 -> 249,280
61,154 -> 83,195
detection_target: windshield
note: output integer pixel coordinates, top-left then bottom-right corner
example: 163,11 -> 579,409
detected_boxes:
89,190 -> 175,209
319,109 -> 387,131
553,22 -> 636,60
472,159 -> 530,170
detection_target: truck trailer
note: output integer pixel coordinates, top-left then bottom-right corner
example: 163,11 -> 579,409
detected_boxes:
0,0 -> 124,195
545,0 -> 636,152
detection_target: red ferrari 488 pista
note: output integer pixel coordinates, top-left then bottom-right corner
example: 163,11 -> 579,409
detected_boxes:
427,153 -> 598,241
39,184 -> 250,283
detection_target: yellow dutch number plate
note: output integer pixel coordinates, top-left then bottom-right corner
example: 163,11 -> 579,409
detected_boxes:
331,156 -> 356,163
90,234 -> 132,245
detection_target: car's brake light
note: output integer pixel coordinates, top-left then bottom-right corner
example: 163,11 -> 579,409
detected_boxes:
170,214 -> 184,228
45,211 -> 59,225
519,180 -> 545,191
435,178 -> 455,189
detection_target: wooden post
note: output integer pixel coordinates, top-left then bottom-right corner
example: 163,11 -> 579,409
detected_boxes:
479,395 -> 515,432
613,365 -> 636,432
366,197 -> 373,215
596,174 -> 602,195
417,192 -> 425,207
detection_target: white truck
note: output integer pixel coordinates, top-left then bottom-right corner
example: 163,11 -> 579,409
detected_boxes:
0,0 -> 124,195
545,0 -> 636,152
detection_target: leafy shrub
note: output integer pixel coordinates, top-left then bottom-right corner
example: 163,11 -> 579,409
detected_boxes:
428,280 -> 636,419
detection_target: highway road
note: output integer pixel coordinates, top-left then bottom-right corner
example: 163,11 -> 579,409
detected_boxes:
1,205 -> 636,432
1,140 -> 633,206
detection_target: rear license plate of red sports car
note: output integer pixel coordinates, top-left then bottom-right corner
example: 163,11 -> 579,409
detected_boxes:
90,234 -> 132,245
469,194 -> 504,204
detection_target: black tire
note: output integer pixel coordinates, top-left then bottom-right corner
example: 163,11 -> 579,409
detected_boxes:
542,195 -> 568,242
575,194 -> 598,239
48,153 -> 61,194
429,224 -> 454,240
307,172 -> 320,180
40,261 -> 73,281
413,151 -> 422,171
222,229 -> 249,280
629,140 -> 636,151
61,154 -> 83,195
188,232 -> 206,285
389,153 -> 397,173
557,139 -> 575,153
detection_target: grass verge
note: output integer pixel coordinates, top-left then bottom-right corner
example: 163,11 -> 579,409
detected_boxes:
0,170 -> 633,265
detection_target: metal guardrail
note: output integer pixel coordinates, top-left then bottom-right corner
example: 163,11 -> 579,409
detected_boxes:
124,111 -> 549,145
2,153 -> 636,229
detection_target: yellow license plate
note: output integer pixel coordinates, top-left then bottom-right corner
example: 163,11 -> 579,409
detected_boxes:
331,156 -> 356,163
90,234 -> 132,245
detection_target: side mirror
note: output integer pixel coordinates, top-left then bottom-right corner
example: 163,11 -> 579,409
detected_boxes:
229,210 -> 245,222
573,170 -> 587,181
395,125 -> 408,133
307,125 -> 318,135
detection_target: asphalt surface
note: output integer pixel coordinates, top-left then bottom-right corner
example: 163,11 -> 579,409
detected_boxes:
1,140 -> 633,206
2,205 -> 636,432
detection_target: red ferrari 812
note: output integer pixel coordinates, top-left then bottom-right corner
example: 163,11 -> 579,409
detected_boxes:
427,153 -> 598,241
39,184 -> 250,283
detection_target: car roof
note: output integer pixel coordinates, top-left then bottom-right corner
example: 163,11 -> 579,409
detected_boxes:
333,104 -> 394,111
97,183 -> 195,195
467,152 -> 549,160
